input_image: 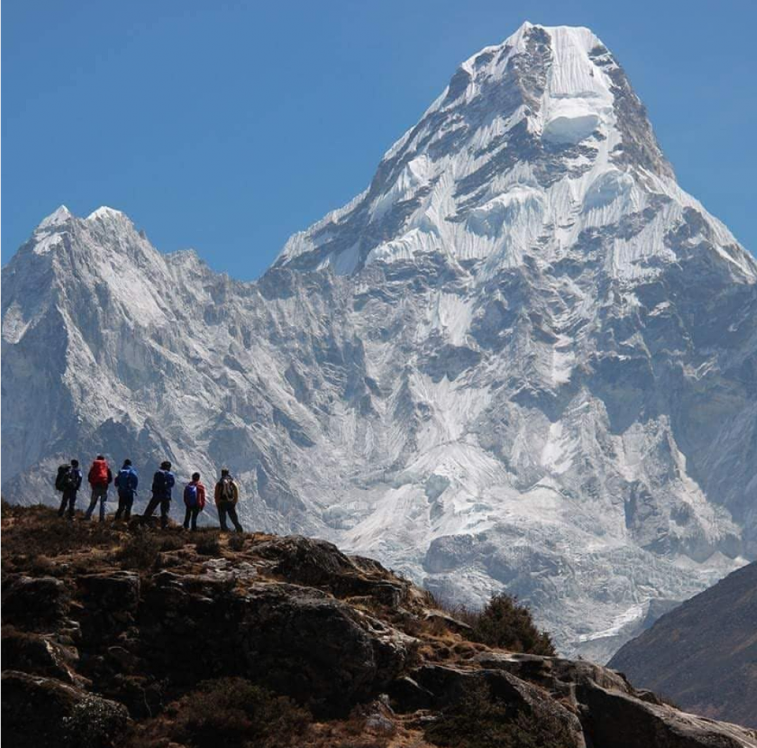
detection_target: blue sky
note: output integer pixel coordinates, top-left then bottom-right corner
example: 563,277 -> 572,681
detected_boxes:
3,0 -> 755,278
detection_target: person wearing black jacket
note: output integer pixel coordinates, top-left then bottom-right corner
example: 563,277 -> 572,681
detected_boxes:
57,460 -> 83,519
142,461 -> 176,529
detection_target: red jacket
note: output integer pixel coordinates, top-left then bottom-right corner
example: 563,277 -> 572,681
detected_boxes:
88,459 -> 113,487
184,481 -> 206,510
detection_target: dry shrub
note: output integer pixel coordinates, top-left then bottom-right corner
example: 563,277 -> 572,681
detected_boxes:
194,532 -> 222,556
425,680 -> 574,748
227,533 -> 246,552
1,505 -> 116,563
116,531 -> 161,570
170,678 -> 310,748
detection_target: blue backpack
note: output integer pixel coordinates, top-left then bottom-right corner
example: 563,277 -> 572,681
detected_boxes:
184,483 -> 199,508
117,468 -> 137,496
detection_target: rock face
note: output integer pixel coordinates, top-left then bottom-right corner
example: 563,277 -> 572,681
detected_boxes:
2,506 -> 757,748
3,23 -> 757,660
609,561 -> 757,728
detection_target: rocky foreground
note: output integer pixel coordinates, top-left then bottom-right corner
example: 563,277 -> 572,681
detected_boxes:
2,505 -> 756,748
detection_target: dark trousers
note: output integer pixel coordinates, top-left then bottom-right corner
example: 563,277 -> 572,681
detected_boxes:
183,506 -> 200,531
85,485 -> 108,521
218,501 -> 243,532
115,492 -> 134,520
58,490 -> 77,518
142,495 -> 171,528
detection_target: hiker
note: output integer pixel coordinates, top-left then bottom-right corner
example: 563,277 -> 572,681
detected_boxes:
142,460 -> 176,529
56,459 -> 83,519
183,472 -> 206,531
214,468 -> 243,532
114,459 -> 139,521
85,455 -> 113,522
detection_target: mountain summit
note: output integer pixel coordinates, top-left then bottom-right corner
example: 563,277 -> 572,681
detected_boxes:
3,24 -> 757,661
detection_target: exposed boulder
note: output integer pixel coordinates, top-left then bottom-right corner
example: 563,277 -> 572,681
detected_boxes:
2,575 -> 70,632
578,681 -> 757,748
138,570 -> 414,716
1,628 -> 80,684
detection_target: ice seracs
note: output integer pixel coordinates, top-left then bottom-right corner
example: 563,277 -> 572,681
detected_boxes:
3,24 -> 757,663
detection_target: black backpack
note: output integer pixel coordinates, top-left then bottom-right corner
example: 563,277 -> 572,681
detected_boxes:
55,465 -> 76,492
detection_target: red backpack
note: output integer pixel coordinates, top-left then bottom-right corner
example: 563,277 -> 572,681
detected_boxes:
90,459 -> 109,486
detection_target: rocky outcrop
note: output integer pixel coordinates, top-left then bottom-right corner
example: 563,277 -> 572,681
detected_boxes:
2,506 -> 756,748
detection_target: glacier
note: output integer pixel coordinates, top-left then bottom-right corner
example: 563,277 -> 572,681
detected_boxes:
3,22 -> 757,662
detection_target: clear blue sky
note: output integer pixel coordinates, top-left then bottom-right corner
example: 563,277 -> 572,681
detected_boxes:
3,0 -> 755,279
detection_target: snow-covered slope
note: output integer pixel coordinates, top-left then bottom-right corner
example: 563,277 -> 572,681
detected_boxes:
3,23 -> 757,661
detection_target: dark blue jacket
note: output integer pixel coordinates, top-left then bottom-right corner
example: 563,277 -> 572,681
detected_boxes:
65,468 -> 83,495
115,466 -> 139,497
151,469 -> 175,500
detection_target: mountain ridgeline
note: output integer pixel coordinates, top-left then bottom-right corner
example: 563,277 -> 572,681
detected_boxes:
609,561 -> 757,728
3,23 -> 757,661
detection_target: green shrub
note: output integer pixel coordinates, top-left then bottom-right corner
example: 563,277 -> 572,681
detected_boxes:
432,592 -> 555,656
173,678 -> 311,748
425,680 -> 574,748
468,593 -> 556,655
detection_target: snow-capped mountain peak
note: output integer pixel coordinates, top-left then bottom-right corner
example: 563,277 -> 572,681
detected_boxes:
273,22 -> 754,289
37,204 -> 73,231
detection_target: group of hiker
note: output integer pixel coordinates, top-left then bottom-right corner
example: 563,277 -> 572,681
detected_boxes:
55,456 -> 244,532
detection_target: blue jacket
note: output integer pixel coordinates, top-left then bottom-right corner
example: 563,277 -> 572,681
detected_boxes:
115,466 -> 139,497
151,469 -> 175,500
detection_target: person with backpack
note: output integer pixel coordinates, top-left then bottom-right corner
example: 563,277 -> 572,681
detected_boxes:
142,460 -> 176,529
183,472 -> 206,531
56,459 -> 83,519
214,468 -> 243,532
114,459 -> 139,521
85,455 -> 113,522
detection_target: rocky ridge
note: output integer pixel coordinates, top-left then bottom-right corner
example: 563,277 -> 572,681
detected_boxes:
2,505 -> 756,748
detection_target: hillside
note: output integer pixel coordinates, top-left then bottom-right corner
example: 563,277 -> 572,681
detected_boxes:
2,504 -> 757,748
610,561 -> 757,728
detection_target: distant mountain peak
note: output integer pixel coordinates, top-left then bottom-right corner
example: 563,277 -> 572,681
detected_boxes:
87,205 -> 130,223
37,204 -> 73,231
273,24 -> 711,276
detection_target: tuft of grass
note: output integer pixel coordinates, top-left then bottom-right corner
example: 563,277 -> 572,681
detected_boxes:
194,532 -> 222,557
227,533 -> 246,552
